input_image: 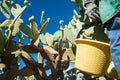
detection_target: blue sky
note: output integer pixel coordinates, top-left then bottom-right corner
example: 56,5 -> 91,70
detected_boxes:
0,0 -> 80,45
14,0 -> 79,34
0,0 -> 79,34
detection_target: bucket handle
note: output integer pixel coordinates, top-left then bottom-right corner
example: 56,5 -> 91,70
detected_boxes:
76,21 -> 101,38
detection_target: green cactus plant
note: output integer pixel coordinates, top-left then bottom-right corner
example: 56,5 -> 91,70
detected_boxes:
0,0 -> 111,80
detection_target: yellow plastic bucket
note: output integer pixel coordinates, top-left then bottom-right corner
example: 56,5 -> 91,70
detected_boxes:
107,61 -> 118,79
75,39 -> 111,76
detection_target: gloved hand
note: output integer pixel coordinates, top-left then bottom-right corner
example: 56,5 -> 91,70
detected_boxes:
84,0 -> 100,22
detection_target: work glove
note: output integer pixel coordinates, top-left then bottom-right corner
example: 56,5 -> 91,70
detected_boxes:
84,0 -> 100,22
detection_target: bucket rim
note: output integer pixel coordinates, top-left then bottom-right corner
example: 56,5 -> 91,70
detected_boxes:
75,39 -> 110,47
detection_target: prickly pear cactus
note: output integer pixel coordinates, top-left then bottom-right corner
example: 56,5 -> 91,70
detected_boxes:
0,0 -> 110,80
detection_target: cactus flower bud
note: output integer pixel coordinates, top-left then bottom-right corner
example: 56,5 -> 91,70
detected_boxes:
68,26 -> 71,30
29,16 -> 34,22
42,11 -> 44,14
24,0 -> 31,6
59,20 -> 64,25
47,17 -> 50,22
11,1 -> 14,6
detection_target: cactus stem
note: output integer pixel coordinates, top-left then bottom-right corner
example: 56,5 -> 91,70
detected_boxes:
73,9 -> 80,19
40,11 -> 45,27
